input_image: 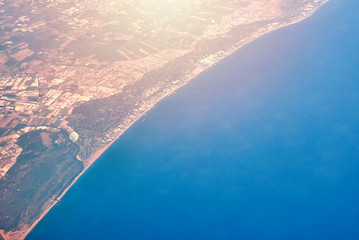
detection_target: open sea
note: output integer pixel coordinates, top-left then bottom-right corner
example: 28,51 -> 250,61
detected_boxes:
27,1 -> 359,239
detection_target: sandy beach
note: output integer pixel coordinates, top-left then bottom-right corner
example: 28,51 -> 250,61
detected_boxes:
7,1 -> 329,239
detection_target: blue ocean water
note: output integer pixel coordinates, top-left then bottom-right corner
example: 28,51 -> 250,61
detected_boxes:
27,1 -> 359,239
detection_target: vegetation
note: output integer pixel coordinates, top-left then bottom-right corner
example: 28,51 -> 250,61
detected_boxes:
0,130 -> 83,232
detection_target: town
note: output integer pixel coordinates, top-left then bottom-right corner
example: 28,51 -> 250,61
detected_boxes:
0,0 -> 328,239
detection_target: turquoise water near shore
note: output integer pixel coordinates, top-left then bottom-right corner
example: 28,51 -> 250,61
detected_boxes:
27,1 -> 359,239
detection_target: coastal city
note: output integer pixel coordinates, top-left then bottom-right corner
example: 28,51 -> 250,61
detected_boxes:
0,0 -> 328,239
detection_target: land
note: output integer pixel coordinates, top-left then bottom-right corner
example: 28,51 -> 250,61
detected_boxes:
0,0 -> 329,239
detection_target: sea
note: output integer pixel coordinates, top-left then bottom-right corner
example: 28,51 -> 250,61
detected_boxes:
27,1 -> 359,239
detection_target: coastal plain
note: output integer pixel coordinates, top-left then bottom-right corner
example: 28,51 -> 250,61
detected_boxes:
0,0 -> 328,239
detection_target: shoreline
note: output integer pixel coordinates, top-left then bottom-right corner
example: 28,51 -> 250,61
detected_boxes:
8,2 -> 329,239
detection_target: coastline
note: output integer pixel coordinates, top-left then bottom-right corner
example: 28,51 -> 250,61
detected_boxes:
9,1 -> 329,239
